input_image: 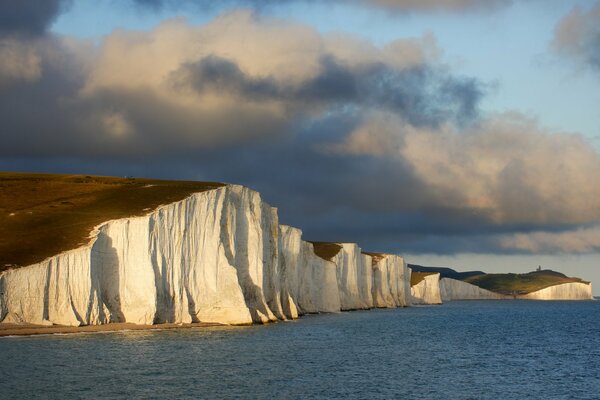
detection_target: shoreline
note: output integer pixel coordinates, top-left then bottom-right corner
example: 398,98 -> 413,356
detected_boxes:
0,321 -> 226,337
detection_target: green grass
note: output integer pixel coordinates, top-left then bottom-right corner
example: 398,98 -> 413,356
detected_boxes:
464,270 -> 588,295
410,271 -> 438,287
308,242 -> 342,261
0,172 -> 224,271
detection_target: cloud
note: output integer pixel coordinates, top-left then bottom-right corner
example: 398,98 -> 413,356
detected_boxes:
552,1 -> 600,71
0,12 -> 478,157
499,225 -> 600,253
174,53 -> 482,127
359,0 -> 511,12
329,111 -> 600,226
130,0 -> 512,13
0,0 -> 71,36
0,38 -> 42,84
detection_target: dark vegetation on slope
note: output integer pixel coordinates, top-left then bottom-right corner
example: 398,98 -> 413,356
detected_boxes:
408,264 -> 484,280
410,271 -> 438,287
0,172 -> 224,271
464,270 -> 589,295
309,242 -> 342,261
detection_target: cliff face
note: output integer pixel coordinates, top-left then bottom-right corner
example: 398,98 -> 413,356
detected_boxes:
0,185 -> 411,327
411,273 -> 442,305
372,255 -> 411,308
517,282 -> 594,300
440,278 -> 510,301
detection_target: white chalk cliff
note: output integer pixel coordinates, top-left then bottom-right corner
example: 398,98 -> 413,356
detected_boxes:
371,254 -> 411,308
517,282 -> 594,300
0,185 -> 412,327
410,273 -> 442,305
440,278 -> 510,301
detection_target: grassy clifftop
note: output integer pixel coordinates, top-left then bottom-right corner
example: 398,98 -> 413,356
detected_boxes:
0,172 -> 224,271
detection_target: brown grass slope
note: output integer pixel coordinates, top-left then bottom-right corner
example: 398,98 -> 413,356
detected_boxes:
309,242 -> 343,261
0,172 -> 224,271
410,271 -> 438,287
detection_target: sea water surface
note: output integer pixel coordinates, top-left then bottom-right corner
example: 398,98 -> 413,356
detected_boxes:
1,300 -> 599,399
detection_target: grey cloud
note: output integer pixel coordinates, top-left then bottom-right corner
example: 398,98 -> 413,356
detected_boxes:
175,54 -> 483,127
553,1 -> 600,71
331,111 -> 600,226
498,225 -> 600,254
0,0 -> 71,36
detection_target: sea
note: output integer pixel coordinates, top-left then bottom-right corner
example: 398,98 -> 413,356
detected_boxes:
1,300 -> 599,400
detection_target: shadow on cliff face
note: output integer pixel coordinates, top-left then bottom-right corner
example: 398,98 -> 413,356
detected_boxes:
221,190 -> 274,323
0,276 -> 6,322
89,232 -> 125,323
149,213 -> 199,324
262,207 -> 285,320
150,225 -> 176,324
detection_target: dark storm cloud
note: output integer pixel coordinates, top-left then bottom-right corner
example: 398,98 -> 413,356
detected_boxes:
176,55 -> 482,127
0,0 -> 71,36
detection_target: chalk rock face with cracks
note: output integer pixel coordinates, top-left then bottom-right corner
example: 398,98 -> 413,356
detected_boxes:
517,282 -> 593,300
411,273 -> 442,305
0,185 -> 414,327
440,278 -> 510,301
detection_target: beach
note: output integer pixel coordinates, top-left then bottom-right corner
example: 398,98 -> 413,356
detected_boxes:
0,321 -> 224,337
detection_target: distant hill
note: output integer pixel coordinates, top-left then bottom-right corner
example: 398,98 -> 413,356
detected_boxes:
464,270 -> 588,295
408,264 -> 485,281
408,264 -> 587,295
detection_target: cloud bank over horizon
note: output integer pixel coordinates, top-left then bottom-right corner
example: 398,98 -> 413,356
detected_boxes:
1,3 -> 600,257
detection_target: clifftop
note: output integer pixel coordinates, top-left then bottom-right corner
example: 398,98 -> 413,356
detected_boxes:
410,271 -> 438,287
308,242 -> 343,261
0,172 -> 223,271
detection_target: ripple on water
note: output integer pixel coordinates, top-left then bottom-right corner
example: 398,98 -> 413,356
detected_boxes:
0,301 -> 599,400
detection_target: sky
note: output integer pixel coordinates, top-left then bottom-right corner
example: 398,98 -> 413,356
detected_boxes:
1,0 -> 600,292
